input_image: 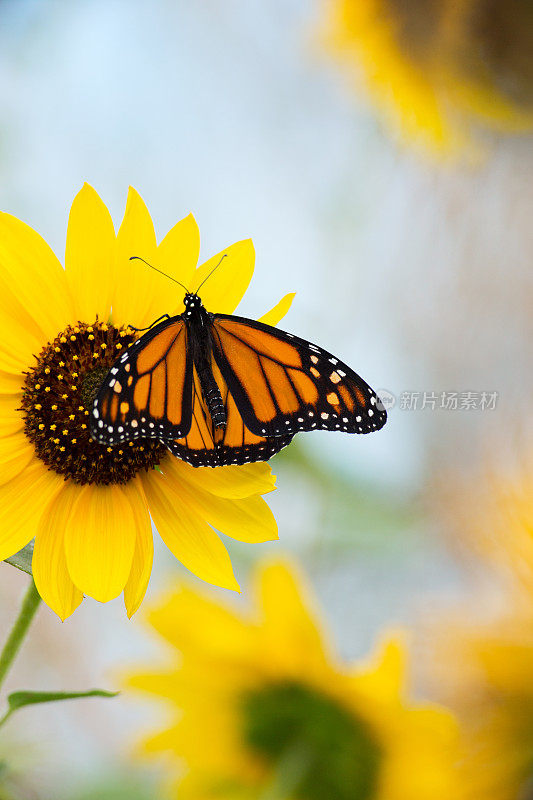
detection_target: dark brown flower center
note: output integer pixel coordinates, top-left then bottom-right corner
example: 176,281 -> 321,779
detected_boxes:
21,320 -> 166,485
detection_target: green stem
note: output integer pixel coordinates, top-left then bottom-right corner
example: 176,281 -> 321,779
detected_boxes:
0,579 -> 41,691
0,707 -> 13,729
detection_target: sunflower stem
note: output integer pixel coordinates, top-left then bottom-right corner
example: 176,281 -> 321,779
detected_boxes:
0,579 -> 41,691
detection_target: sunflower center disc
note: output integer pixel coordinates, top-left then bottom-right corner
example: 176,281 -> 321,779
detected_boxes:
21,320 -> 166,485
241,681 -> 382,800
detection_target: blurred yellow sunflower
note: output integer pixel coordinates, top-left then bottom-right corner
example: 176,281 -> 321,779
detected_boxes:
462,616 -> 533,800
427,455 -> 533,799
322,0 -> 533,157
432,607 -> 533,800
0,184 -> 292,620
125,560 -> 462,800
433,453 -> 533,600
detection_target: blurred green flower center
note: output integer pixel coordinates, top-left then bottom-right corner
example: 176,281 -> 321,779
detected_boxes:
241,681 -> 382,800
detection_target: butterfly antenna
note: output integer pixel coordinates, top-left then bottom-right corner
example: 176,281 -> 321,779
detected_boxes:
129,256 -> 189,293
194,253 -> 228,294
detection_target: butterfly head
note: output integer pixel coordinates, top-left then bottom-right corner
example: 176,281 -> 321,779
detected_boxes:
183,292 -> 203,318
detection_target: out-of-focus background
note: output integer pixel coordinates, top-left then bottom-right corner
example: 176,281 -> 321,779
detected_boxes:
0,1 -> 532,798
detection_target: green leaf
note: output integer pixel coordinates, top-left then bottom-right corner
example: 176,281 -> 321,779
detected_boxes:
7,688 -> 118,712
3,541 -> 34,577
0,688 -> 118,728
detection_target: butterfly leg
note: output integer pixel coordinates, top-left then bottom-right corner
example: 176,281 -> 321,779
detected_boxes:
128,314 -> 171,333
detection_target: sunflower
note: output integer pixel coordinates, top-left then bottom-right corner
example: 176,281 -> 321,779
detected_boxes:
461,616 -> 533,800
433,454 -> 533,602
428,563 -> 533,797
430,605 -> 533,800
125,560 -> 462,800
0,184 -> 293,620
322,0 -> 533,156
426,456 -> 533,799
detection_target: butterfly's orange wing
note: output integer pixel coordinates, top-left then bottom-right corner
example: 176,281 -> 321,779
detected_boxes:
91,307 -> 386,467
210,315 -> 387,438
91,317 -> 193,445
167,356 -> 293,467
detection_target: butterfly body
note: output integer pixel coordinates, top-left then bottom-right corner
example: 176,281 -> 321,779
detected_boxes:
182,293 -> 227,429
91,292 -> 387,467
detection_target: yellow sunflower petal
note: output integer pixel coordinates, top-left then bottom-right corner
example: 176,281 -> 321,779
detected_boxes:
0,372 -> 27,395
123,479 -> 154,618
0,430 -> 35,485
146,584 -> 254,663
204,493 -> 277,544
181,483 -> 278,544
351,634 -> 406,702
142,468 -> 240,591
0,458 -> 63,561
164,700 -> 252,778
258,292 -> 296,327
324,0 -> 459,154
65,183 -> 116,322
164,457 -> 276,500
111,187 -> 159,330
452,77 -> 533,131
32,482 -> 83,620
0,277 -> 43,358
257,561 -> 331,671
64,484 -> 136,602
191,239 -> 254,314
124,670 -> 184,701
161,456 -> 277,542
0,394 -> 24,436
0,212 -> 75,342
258,561 -> 315,625
0,295 -> 44,376
157,213 -> 200,312
0,348 -> 29,375
137,726 -> 182,756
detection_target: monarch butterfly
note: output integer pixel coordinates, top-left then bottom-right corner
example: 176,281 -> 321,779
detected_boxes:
90,260 -> 387,467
